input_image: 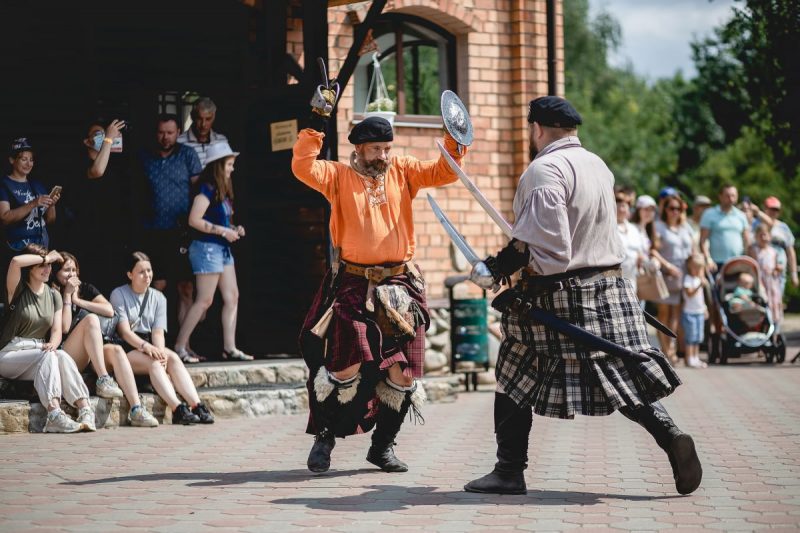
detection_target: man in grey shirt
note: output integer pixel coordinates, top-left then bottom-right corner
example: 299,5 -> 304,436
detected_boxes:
465,96 -> 701,497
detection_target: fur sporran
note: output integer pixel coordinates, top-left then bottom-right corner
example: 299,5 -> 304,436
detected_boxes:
373,285 -> 423,343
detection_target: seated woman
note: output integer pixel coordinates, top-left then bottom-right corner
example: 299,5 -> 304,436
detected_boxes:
0,245 -> 95,433
110,251 -> 214,425
52,252 -> 158,427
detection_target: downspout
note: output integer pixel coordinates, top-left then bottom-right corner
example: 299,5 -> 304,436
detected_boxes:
546,0 -> 557,95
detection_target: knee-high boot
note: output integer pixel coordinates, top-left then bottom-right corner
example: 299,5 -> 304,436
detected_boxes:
367,379 -> 426,472
620,401 -> 702,495
307,367 -> 361,473
464,392 -> 532,495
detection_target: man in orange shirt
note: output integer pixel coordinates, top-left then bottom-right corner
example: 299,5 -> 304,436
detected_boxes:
292,94 -> 467,474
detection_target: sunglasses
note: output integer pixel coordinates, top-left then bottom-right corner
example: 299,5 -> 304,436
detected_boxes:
666,206 -> 683,212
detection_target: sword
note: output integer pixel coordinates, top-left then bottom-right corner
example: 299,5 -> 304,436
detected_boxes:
427,194 -> 497,291
436,140 -> 513,238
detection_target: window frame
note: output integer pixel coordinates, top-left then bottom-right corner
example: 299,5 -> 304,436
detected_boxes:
354,13 -> 457,124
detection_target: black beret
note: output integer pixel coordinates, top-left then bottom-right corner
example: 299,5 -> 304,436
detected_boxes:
527,96 -> 582,127
348,116 -> 394,144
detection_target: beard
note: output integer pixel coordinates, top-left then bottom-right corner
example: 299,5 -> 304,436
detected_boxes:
362,157 -> 389,174
353,152 -> 389,176
528,138 -> 538,162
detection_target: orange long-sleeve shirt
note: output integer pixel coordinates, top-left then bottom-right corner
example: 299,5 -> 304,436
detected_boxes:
291,129 -> 466,265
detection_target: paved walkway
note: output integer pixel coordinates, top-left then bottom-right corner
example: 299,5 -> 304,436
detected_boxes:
2,362 -> 800,532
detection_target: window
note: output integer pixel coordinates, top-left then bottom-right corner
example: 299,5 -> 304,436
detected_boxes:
354,14 -> 456,120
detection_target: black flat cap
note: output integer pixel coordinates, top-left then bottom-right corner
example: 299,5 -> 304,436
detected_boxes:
527,96 -> 582,127
348,116 -> 394,144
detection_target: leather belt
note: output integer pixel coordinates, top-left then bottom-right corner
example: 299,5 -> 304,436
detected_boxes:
342,261 -> 413,312
343,262 -> 408,282
520,265 -> 622,295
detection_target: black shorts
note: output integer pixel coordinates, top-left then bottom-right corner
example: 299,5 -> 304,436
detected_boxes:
139,229 -> 193,284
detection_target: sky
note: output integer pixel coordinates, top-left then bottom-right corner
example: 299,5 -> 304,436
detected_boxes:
588,0 -> 739,80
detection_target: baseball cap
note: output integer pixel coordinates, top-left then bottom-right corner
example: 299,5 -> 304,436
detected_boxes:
658,186 -> 677,199
635,195 -> 657,209
10,137 -> 33,157
764,196 -> 781,209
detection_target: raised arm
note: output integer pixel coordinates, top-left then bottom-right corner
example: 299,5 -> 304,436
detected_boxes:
6,250 -> 62,303
291,129 -> 338,200
405,133 -> 467,196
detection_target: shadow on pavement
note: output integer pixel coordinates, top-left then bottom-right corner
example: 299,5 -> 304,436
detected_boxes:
269,484 -> 685,510
62,468 -> 375,487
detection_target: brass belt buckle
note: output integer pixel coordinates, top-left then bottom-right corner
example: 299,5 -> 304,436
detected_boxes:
364,267 -> 384,282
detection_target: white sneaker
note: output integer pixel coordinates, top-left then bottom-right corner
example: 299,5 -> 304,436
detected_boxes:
77,407 -> 97,432
95,375 -> 124,399
43,410 -> 83,433
128,405 -> 159,427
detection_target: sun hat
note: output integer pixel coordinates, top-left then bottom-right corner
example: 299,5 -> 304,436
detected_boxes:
204,142 -> 239,166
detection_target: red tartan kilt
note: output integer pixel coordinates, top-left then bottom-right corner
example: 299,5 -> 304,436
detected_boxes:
299,267 -> 429,378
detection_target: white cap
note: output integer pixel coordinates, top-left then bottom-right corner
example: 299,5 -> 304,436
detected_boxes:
204,142 -> 239,166
635,195 -> 657,209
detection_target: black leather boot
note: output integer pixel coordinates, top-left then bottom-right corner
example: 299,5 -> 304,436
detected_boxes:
620,401 -> 702,495
307,428 -> 336,473
464,393 -> 532,495
306,367 -> 350,473
367,380 -> 425,472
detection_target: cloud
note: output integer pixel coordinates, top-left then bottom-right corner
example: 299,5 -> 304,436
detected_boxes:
589,0 -> 738,79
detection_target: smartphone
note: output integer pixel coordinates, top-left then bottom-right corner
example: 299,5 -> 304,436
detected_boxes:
49,185 -> 62,198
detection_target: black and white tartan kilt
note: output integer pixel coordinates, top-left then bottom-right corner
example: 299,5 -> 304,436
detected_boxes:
496,276 -> 681,419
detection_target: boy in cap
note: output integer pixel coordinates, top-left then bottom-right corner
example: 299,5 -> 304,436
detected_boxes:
292,90 -> 468,473
464,96 -> 702,496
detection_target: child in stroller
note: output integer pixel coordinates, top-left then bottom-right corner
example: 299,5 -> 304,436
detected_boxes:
708,255 -> 785,363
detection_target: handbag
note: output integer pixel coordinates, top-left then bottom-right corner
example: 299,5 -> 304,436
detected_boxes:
71,308 -> 120,343
637,267 -> 670,301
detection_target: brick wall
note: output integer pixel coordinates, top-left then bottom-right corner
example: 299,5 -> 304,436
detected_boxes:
297,1 -> 564,299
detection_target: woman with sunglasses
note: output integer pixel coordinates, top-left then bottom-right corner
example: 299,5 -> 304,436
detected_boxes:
655,193 -> 695,364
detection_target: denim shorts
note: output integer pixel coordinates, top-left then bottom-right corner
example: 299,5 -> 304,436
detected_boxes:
188,240 -> 234,274
681,312 -> 705,345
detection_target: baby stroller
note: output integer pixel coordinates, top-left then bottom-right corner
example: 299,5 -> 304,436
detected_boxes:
706,255 -> 786,364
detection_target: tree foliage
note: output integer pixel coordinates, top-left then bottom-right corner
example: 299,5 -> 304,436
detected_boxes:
563,0 -> 800,304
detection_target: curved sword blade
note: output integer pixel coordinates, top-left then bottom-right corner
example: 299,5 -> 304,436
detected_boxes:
436,140 -> 513,237
427,194 -> 482,266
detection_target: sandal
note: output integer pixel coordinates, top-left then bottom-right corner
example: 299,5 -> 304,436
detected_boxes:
223,348 -> 254,361
175,347 -> 200,364
185,346 -> 207,362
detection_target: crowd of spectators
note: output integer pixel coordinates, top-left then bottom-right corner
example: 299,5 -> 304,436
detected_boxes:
614,183 -> 797,368
0,97 -> 248,431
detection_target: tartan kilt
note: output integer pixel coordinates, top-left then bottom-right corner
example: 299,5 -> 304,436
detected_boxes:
298,266 -> 429,436
496,276 -> 681,419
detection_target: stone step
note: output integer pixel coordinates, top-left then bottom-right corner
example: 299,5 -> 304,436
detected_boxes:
186,359 -> 309,389
0,375 -> 461,434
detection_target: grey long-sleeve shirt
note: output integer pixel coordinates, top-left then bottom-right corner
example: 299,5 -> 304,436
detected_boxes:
511,136 -> 625,275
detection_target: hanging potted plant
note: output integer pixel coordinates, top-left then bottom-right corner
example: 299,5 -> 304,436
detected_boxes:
364,53 -> 396,126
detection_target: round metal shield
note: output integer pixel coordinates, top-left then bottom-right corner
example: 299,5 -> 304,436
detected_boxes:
440,90 -> 474,146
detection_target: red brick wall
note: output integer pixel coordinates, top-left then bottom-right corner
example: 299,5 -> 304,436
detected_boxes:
298,1 -> 563,298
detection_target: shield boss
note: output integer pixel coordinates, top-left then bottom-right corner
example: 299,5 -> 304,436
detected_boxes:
440,90 -> 474,146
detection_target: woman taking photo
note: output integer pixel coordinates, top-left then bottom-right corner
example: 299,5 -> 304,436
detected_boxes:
111,252 -> 214,425
0,245 -> 94,433
173,142 -> 252,362
0,138 -> 59,256
53,252 -> 159,427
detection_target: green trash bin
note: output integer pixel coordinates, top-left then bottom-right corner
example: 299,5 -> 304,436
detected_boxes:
446,275 -> 489,391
